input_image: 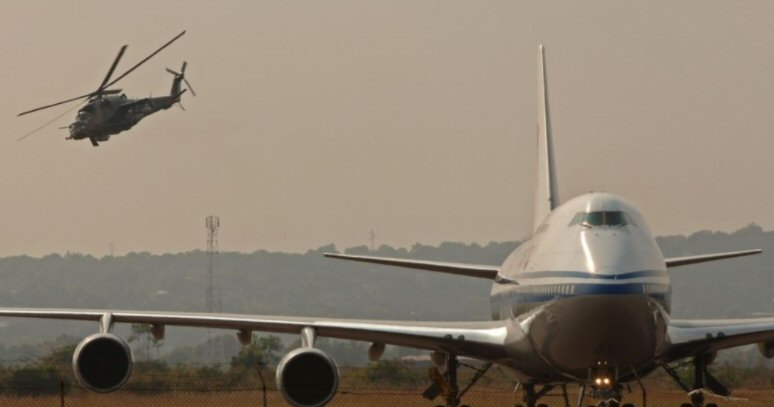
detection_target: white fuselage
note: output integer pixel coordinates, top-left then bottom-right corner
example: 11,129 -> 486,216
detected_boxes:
491,192 -> 671,382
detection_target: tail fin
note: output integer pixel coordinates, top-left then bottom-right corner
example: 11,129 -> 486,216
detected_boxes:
166,61 -> 196,98
533,45 -> 558,231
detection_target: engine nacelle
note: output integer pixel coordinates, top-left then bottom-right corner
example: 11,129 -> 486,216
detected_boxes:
276,347 -> 339,407
758,341 -> 774,358
72,333 -> 133,393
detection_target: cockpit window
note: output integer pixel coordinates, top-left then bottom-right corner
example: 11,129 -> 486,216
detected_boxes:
569,211 -> 630,227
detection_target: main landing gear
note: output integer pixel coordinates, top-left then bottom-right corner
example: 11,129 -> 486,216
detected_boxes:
422,352 -> 492,407
513,383 -> 558,407
661,353 -> 728,407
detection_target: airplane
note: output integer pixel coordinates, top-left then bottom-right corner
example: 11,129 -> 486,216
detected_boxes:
0,45 -> 769,407
17,31 -> 194,147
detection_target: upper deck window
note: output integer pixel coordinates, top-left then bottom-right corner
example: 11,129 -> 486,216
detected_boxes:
569,211 -> 631,227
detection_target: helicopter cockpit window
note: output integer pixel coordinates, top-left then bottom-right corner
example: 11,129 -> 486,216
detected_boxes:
569,211 -> 629,227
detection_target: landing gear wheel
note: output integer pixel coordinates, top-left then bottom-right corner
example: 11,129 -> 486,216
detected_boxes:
690,390 -> 705,407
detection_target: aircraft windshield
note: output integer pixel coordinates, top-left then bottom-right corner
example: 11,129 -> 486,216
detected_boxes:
569,211 -> 631,227
76,111 -> 91,121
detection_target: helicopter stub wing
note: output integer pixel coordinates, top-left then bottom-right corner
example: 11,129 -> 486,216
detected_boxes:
114,98 -> 153,118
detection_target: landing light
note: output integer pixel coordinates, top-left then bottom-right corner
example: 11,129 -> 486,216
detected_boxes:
594,377 -> 611,387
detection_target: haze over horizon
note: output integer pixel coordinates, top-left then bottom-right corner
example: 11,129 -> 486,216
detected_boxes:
2,2 -> 773,257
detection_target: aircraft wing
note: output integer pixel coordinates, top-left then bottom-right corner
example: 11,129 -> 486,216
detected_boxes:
0,308 -> 508,359
323,253 -> 499,280
664,249 -> 761,268
114,98 -> 153,119
664,317 -> 774,360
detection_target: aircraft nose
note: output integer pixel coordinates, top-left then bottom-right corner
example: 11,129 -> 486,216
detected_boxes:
580,229 -> 639,275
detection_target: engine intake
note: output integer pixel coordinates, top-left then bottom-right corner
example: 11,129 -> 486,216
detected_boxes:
759,341 -> 774,358
276,347 -> 339,407
72,333 -> 133,393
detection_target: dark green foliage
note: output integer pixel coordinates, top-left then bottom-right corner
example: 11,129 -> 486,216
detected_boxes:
127,324 -> 163,361
230,335 -> 281,369
8,365 -> 60,396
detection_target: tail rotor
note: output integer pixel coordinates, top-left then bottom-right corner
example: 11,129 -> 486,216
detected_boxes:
166,61 -> 196,96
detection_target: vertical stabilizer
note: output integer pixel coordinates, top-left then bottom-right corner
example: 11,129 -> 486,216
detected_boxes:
533,45 -> 558,231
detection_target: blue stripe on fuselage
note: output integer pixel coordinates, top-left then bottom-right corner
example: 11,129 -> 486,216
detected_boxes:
491,282 -> 673,318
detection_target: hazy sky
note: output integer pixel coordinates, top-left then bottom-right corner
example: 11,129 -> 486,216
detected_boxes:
1,1 -> 773,257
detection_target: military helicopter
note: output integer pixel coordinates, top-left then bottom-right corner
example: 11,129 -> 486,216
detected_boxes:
18,31 -> 194,147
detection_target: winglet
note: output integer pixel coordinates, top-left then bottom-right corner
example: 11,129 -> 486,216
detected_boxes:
534,45 -> 558,232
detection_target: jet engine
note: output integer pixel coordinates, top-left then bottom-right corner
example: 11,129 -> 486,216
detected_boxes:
72,333 -> 133,393
759,341 -> 774,358
276,347 -> 339,407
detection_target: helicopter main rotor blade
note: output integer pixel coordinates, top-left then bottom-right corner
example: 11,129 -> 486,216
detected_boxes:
98,44 -> 127,91
17,100 -> 85,142
17,92 -> 92,117
104,30 -> 186,89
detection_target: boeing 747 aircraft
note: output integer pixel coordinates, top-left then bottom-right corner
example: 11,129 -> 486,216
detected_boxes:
0,46 -> 768,407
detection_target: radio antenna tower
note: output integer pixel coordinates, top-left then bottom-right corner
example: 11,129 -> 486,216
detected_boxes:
205,215 -> 222,313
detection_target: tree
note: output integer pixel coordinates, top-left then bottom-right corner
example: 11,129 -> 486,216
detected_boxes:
128,324 -> 162,361
10,366 -> 59,396
230,335 -> 281,370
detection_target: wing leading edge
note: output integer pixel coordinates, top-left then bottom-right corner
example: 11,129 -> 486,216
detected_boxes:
664,249 -> 761,268
323,253 -> 499,280
0,308 -> 508,359
665,316 -> 774,361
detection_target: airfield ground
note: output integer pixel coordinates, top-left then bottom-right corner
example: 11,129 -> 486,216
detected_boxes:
3,388 -> 774,407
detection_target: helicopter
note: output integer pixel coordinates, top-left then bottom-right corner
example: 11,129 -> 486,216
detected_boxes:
18,31 -> 194,147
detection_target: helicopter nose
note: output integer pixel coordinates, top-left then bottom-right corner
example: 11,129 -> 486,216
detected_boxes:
68,123 -> 85,139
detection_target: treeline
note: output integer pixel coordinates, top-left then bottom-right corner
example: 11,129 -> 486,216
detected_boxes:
3,339 -> 774,398
0,225 -> 773,365
0,335 -> 431,396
